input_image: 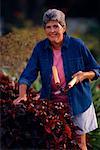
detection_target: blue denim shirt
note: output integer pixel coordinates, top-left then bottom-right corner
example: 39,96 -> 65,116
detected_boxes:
19,34 -> 100,115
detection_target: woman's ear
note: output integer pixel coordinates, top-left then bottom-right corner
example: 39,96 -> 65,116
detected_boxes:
63,27 -> 66,33
62,24 -> 67,33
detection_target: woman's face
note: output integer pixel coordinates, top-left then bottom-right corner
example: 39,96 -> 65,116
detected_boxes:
44,20 -> 65,45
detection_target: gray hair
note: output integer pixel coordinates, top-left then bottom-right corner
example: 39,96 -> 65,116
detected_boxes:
43,9 -> 66,30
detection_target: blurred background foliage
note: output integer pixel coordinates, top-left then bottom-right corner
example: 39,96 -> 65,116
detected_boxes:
90,80 -> 100,149
0,27 -> 45,78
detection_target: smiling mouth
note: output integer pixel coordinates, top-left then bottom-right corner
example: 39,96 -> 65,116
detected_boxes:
50,34 -> 57,38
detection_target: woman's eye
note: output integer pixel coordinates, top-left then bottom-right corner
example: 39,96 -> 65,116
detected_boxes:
46,26 -> 51,29
53,25 -> 58,28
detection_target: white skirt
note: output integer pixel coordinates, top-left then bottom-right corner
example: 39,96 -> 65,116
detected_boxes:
73,103 -> 98,135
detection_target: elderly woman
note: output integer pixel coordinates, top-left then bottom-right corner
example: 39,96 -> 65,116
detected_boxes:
13,9 -> 100,149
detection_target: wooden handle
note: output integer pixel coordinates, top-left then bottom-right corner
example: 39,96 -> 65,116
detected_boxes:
52,66 -> 60,84
68,77 -> 77,88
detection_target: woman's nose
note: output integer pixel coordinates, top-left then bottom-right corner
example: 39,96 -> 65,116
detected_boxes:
50,27 -> 55,32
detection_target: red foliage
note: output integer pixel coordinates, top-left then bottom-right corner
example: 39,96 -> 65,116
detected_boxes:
65,124 -> 72,139
0,73 -> 81,149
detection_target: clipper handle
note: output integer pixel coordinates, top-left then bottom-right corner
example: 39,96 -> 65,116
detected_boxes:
68,77 -> 77,88
52,66 -> 60,85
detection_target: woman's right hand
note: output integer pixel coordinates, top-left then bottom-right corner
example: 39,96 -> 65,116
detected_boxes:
13,95 -> 27,105
13,84 -> 27,105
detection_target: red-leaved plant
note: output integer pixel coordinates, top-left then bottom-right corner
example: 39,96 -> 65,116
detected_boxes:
0,72 -> 81,149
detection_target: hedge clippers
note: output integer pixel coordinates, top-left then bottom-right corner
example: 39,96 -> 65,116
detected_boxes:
52,66 -> 77,94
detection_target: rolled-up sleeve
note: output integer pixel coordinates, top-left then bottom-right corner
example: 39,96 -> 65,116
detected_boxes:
91,69 -> 100,80
80,41 -> 100,80
18,45 -> 39,87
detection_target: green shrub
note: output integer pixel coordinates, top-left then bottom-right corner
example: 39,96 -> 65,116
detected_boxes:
89,79 -> 100,150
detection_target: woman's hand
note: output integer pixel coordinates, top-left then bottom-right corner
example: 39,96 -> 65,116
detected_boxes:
72,71 -> 85,84
72,70 -> 96,84
13,84 -> 27,105
13,95 -> 27,105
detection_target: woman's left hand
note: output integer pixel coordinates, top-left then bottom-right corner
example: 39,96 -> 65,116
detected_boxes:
72,71 -> 86,84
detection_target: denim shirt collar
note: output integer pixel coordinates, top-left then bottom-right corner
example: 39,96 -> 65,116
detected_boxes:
44,33 -> 70,50
62,33 -> 70,48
